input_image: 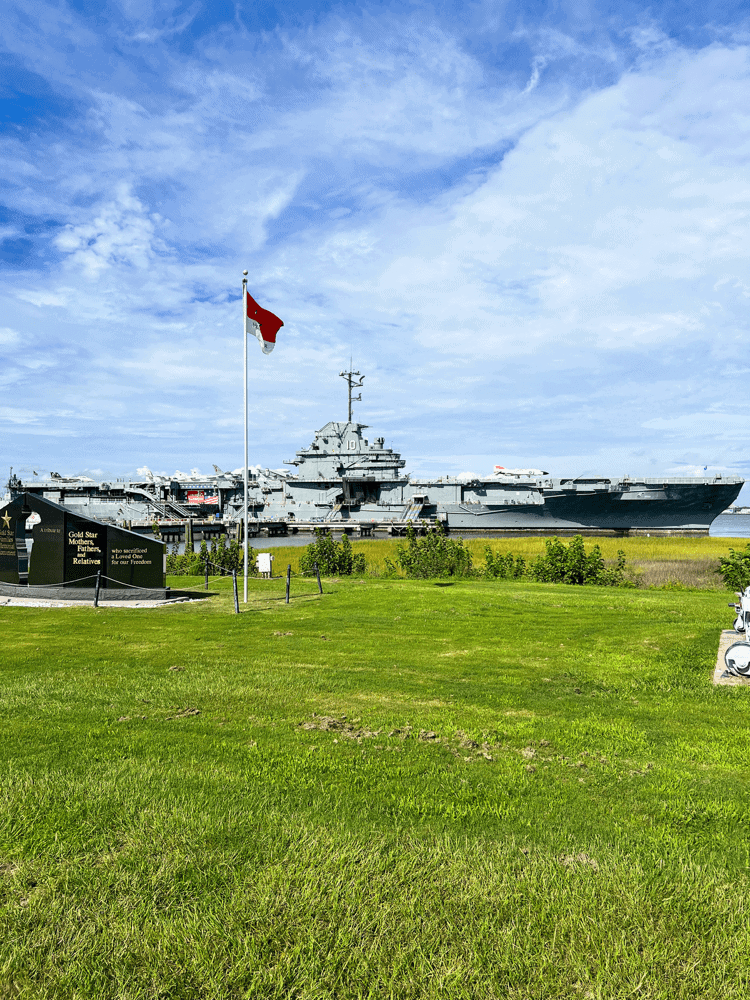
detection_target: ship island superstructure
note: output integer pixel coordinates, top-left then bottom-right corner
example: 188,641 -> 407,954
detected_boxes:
4,370 -> 744,537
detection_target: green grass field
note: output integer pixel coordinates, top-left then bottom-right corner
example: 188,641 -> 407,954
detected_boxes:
2,562 -> 750,997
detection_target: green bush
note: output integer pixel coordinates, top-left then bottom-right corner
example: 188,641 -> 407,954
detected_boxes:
483,548 -> 526,579
167,537 -> 255,576
717,544 -> 750,591
300,529 -> 366,576
167,542 -> 204,575
381,557 -> 399,578
394,521 -> 473,578
481,535 -> 628,587
528,535 -> 627,586
209,535 -> 248,573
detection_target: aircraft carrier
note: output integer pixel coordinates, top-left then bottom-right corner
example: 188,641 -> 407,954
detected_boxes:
4,371 -> 743,537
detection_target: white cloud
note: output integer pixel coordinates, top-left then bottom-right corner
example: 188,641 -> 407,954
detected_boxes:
0,7 -> 749,486
286,44 -> 750,366
0,327 -> 20,346
53,185 -> 160,275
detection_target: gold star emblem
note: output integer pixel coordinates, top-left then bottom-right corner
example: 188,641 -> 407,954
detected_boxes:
1,512 -> 11,530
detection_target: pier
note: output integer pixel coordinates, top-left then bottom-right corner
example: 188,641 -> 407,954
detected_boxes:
121,517 -> 712,542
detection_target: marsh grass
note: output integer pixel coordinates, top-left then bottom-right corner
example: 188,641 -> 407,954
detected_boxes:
2,572 -> 749,997
274,533 -> 740,587
628,558 -> 723,589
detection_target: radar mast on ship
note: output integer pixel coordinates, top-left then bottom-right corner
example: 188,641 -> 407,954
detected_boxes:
339,368 -> 365,422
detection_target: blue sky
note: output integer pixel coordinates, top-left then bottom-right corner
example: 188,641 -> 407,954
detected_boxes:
2,0 -> 750,493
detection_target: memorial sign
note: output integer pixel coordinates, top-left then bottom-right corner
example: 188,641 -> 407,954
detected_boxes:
0,506 -> 22,584
0,493 -> 164,590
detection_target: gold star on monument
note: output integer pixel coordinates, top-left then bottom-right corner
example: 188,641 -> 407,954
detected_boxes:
1,512 -> 11,529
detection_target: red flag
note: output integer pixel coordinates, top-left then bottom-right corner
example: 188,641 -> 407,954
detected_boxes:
245,289 -> 283,354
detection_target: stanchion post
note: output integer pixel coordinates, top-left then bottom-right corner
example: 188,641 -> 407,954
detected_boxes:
232,569 -> 239,614
285,564 -> 291,604
94,569 -> 101,608
204,558 -> 209,590
314,561 -> 322,594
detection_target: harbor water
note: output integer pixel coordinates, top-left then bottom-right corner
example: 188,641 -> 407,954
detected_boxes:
710,514 -> 750,538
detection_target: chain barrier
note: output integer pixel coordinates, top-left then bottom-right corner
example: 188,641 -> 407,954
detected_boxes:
8,558 -> 323,612
20,574 -> 101,589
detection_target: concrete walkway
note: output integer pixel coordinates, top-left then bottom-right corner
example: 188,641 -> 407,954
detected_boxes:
0,596 -> 192,609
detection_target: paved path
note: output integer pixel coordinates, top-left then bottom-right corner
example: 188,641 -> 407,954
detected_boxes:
0,596 -> 191,609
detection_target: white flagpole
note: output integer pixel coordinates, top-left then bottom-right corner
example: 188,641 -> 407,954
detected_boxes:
242,269 -> 249,603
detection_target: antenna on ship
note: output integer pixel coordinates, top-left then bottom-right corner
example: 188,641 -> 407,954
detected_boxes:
339,368 -> 365,422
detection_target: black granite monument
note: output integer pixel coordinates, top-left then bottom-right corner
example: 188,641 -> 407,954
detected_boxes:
0,493 -> 164,591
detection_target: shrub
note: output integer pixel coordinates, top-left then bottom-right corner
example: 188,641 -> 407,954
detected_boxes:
300,529 -> 366,576
166,537 -> 255,576
528,535 -> 627,586
381,558 -> 399,578
717,544 -> 750,591
167,543 -> 204,576
480,535 -> 628,587
208,535 -> 247,573
394,521 -> 473,578
483,548 -> 526,579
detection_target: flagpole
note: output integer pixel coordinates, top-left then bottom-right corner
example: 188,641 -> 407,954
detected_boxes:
242,269 -> 249,603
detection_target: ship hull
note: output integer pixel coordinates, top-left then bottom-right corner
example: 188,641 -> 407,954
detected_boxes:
255,478 -> 742,534
431,481 -> 741,533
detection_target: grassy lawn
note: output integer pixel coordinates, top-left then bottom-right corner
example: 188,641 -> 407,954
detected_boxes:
1,567 -> 750,997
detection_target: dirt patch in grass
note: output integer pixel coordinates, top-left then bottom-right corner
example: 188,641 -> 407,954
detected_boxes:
300,714 -> 382,740
166,707 -> 201,720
